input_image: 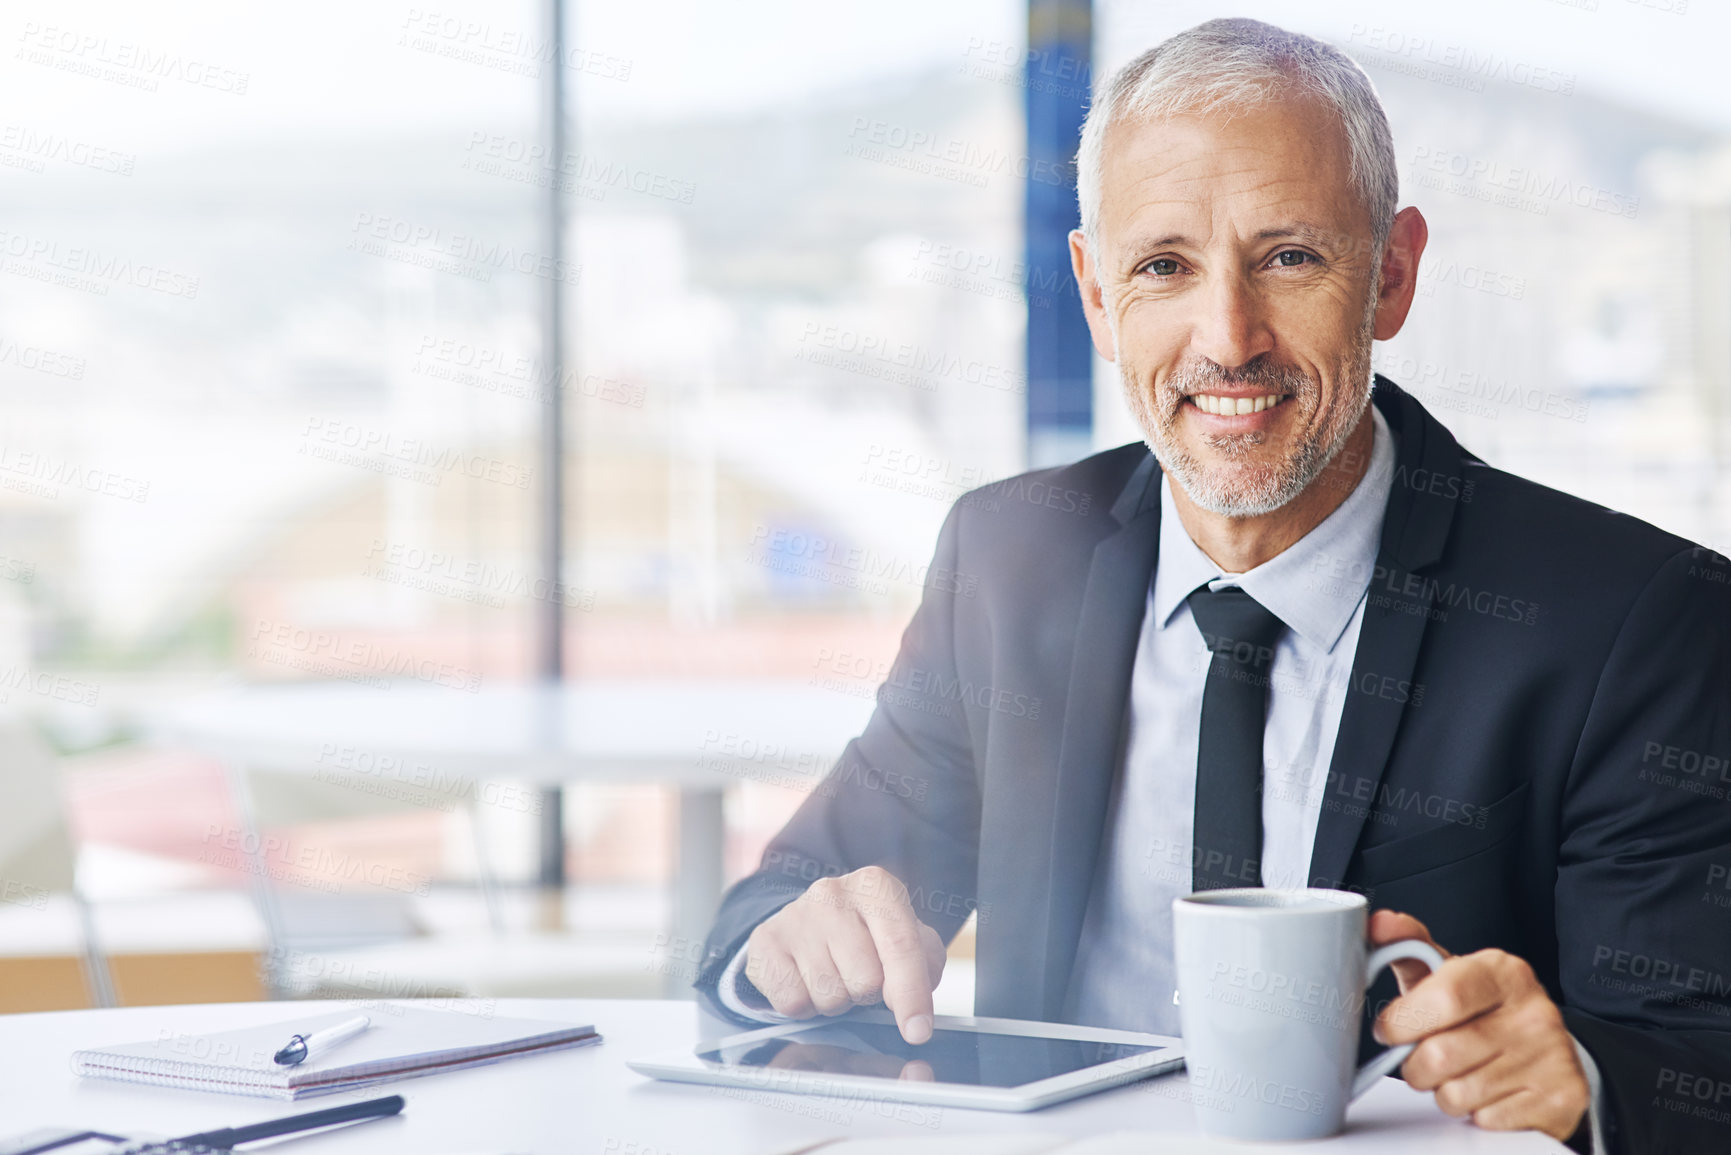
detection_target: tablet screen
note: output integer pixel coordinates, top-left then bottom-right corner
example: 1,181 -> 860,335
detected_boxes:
695,1019 -> 1161,1088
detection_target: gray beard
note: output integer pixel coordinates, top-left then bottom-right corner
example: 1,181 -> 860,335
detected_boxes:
1121,298 -> 1377,518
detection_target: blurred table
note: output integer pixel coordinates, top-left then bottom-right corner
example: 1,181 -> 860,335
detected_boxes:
150,681 -> 876,970
0,998 -> 1565,1154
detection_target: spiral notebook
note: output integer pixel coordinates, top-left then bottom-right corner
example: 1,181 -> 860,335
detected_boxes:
71,1007 -> 601,1100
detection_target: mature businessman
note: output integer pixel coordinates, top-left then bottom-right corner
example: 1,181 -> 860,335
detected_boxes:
697,18 -> 1731,1153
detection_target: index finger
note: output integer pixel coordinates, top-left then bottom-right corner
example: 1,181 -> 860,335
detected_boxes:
1376,955 -> 1504,1046
856,899 -> 936,1045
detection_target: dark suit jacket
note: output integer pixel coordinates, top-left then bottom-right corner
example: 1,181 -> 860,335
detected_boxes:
697,379 -> 1731,1154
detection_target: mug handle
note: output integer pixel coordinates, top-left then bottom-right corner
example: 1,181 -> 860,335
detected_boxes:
1349,938 -> 1448,1101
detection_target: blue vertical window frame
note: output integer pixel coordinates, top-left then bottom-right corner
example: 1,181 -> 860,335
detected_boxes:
1024,0 -> 1094,467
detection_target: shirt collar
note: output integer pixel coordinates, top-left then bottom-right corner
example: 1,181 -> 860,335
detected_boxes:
1149,405 -> 1396,654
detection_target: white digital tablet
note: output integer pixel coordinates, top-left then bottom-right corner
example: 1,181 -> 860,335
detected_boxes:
627,1009 -> 1183,1112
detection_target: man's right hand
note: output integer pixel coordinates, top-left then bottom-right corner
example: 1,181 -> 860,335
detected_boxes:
743,865 -> 947,1044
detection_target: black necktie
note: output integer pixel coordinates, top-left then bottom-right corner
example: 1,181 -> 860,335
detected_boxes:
1187,585 -> 1287,892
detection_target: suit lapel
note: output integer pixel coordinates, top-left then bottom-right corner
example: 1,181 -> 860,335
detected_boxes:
1308,380 -> 1465,889
1033,456 -> 1162,1019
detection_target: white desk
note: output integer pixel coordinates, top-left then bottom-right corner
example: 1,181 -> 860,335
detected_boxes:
0,999 -> 1564,1153
148,681 -> 876,964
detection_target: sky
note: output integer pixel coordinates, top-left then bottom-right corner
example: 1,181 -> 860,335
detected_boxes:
1,0 -> 1723,157
1103,0 -> 1730,134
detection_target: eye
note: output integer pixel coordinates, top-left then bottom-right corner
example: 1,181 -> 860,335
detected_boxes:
1271,249 -> 1314,268
1144,257 -> 1182,277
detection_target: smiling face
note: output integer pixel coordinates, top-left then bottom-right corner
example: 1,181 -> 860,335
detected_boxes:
1072,94 -> 1394,518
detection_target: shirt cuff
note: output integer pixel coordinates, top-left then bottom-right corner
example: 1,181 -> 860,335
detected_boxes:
715,944 -> 793,1025
1569,1033 -> 1607,1154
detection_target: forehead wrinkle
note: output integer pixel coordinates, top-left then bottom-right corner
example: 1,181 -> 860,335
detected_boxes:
1108,178 -> 1361,271
1109,114 -> 1345,187
1096,98 -> 1364,256
1113,183 -> 1342,259
1105,147 -> 1353,237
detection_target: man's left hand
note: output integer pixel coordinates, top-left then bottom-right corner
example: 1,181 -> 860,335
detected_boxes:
1371,910 -> 1590,1143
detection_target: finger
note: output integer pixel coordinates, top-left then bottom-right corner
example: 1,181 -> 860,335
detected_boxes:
1404,991 -> 1570,1090
1434,1023 -> 1587,1137
1369,909 -> 1448,992
801,943 -> 855,1017
1468,1086 -> 1555,1134
1368,909 -> 1437,946
899,1059 -> 937,1082
744,937 -> 817,1019
1473,1091 -> 1546,1134
1400,1014 -> 1502,1091
1428,1048 -> 1529,1115
918,922 -> 947,989
1434,1044 -> 1582,1127
1447,1080 -> 1525,1124
826,916 -> 888,1008
858,902 -> 937,1044
1376,955 -> 1506,1045
1472,1081 -> 1590,1142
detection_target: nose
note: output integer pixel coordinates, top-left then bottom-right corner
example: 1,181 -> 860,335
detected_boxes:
1189,270 -> 1274,370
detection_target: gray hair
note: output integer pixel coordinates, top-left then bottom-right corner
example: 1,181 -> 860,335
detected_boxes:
1076,18 -> 1397,254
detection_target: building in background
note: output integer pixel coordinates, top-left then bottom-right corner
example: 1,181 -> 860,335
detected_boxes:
0,0 -> 1725,1008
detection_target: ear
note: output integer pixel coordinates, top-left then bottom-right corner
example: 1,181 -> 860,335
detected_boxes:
1069,229 -> 1118,362
1371,207 -> 1428,341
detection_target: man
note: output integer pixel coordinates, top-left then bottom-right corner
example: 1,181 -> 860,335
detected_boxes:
697,18 -> 1731,1153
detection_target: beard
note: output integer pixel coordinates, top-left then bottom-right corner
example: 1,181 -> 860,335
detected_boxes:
1120,293 -> 1378,518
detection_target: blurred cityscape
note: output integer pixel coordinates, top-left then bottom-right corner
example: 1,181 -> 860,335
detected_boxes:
0,1 -> 1726,1011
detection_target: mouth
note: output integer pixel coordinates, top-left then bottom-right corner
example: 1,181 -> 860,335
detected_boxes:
1183,392 -> 1291,418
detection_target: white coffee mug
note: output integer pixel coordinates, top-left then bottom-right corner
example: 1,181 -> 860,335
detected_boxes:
1172,887 -> 1445,1141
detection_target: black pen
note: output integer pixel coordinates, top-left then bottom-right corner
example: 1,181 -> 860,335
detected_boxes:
172,1094 -> 405,1148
